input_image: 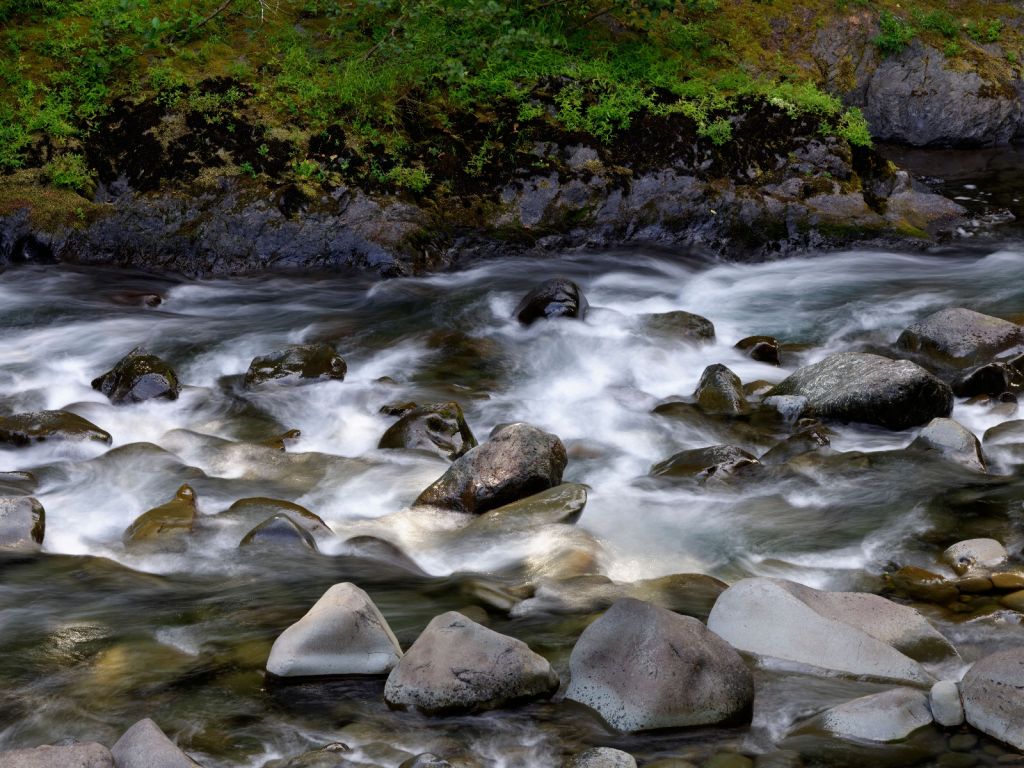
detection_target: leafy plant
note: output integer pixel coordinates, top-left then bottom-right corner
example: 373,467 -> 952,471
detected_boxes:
874,12 -> 915,55
43,152 -> 93,192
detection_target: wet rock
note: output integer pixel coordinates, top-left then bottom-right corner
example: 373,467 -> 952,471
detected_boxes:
244,343 -> 347,387
262,743 -> 352,768
514,278 -> 588,325
897,308 -> 1024,370
111,718 -> 201,768
266,583 -> 402,677
694,364 -> 748,415
930,680 -> 965,727
384,611 -> 558,714
564,598 -> 754,732
953,362 -> 1023,398
340,536 -> 425,575
766,352 -> 953,430
650,445 -> 759,479
91,346 -> 180,404
759,423 -> 830,465
413,423 -> 567,515
961,648 -> 1024,751
816,688 -> 933,742
942,539 -> 1007,576
378,402 -> 478,461
122,484 -> 197,549
380,401 -> 418,418
991,571 -> 1024,590
0,743 -> 113,768
0,471 -> 37,495
465,483 -> 587,533
0,497 -> 44,550
565,747 -> 637,768
0,410 -> 112,447
753,752 -> 803,768
642,311 -> 715,344
909,418 -> 986,472
707,577 -> 960,684
222,497 -> 332,539
887,566 -> 959,604
239,514 -> 319,553
705,756 -> 753,768
400,755 -> 452,768
736,336 -> 781,366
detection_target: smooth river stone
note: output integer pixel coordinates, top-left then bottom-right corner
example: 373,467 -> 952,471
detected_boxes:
961,648 -> 1024,751
0,743 -> 113,768
942,538 -> 1007,575
897,307 -> 1024,369
111,718 -> 200,768
819,688 -> 934,742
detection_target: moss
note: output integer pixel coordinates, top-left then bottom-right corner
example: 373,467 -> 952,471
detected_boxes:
0,172 -> 107,231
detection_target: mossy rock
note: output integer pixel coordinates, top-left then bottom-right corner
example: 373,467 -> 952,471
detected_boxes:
694,363 -> 748,415
123,484 -> 197,548
92,346 -> 180,404
244,344 -> 346,387
0,410 -> 112,447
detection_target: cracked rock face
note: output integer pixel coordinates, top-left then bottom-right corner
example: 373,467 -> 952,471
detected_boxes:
383,611 -> 558,715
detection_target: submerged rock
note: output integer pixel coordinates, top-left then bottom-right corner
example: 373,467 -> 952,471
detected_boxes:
0,496 -> 44,550
384,611 -> 558,714
378,401 -> 477,460
92,346 -> 180,404
466,483 -> 588,533
399,755 -> 452,768
694,364 -> 748,415
565,747 -> 638,768
122,484 -> 197,549
942,538 -> 1007,576
413,422 -> 567,514
0,410 -> 112,447
953,361 -> 1023,398
0,743 -> 113,768
897,308 -> 1024,370
766,352 -> 953,430
111,718 -> 201,768
908,417 -> 986,472
266,583 -> 402,677
814,688 -> 933,742
514,278 -> 588,325
244,343 -> 347,387
262,743 -> 352,768
239,514 -> 318,553
642,311 -> 715,344
650,445 -> 759,480
961,648 -> 1024,751
707,577 -> 959,684
736,336 -> 781,366
222,497 -> 332,539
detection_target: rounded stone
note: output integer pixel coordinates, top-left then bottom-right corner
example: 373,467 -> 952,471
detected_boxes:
565,747 -> 637,768
930,680 -> 965,727
0,496 -> 45,550
514,278 -> 588,325
244,343 -> 346,387
942,539 -> 1007,576
961,648 -> 1024,751
92,346 -> 180,404
111,718 -> 200,768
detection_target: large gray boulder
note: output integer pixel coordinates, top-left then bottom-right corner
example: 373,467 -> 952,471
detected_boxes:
815,688 -> 933,742
0,410 -> 112,447
765,352 -> 952,430
961,648 -> 1024,751
0,496 -> 44,550
897,308 -> 1024,369
111,719 -> 201,768
384,611 -> 558,714
92,347 -> 180,404
378,401 -> 477,461
564,598 -> 754,732
266,583 -> 402,677
707,578 -> 959,684
413,423 -> 566,514
0,743 -> 112,768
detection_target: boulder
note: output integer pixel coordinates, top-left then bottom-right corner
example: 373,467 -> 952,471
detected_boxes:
642,311 -> 715,343
399,755 -> 451,768
0,470 -> 38,496
92,347 -> 179,404
413,423 -> 567,515
0,743 -> 113,768
565,747 -> 638,768
650,445 -> 759,479
0,410 -> 111,447
266,583 -> 402,677
384,611 -> 558,714
942,538 -> 1007,576
465,483 -> 587,534
961,648 -> 1024,751
759,423 -> 830,465
896,308 -> 1024,370
262,744 -> 352,768
908,418 -> 986,472
239,514 -> 318,553
514,278 -> 588,325
378,402 -> 478,460
122,485 -> 197,549
736,336 -> 781,366
0,496 -> 44,550
564,598 -> 754,732
111,718 -> 201,768
816,688 -> 933,742
765,352 -> 953,430
222,497 -> 332,539
706,578 -> 959,684
694,364 -> 748,415
930,680 -> 964,727
953,362 -> 1023,398
244,344 -> 347,387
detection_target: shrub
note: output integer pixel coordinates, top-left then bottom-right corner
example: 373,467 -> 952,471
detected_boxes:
874,12 -> 915,55
43,153 -> 93,192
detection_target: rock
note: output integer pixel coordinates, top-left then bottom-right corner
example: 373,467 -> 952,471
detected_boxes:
705,756 -> 753,768
0,410 -> 112,447
565,747 -> 637,768
239,514 -> 318,553
642,311 -> 715,343
399,755 -> 452,768
942,539 -> 1007,576
244,343 -> 347,387
765,352 -> 953,430
897,308 -> 1024,370
266,583 -> 402,677
999,590 -> 1024,611
92,347 -> 180,404
909,418 -> 986,472
413,423 -> 567,515
707,578 -> 960,684
0,471 -> 37,496
0,496 -> 44,550
564,598 -> 754,732
887,566 -> 959,604
222,497 -> 332,539
694,364 -> 748,415
514,278 -> 588,325
380,401 -> 418,418
736,336 -> 781,366
759,423 -> 830,465
650,445 -> 759,480
262,743 -> 352,768
930,680 -> 965,727
111,718 -> 200,768
122,484 -> 197,548
961,648 -> 1024,751
384,611 -> 558,714
991,571 -> 1024,590
0,743 -> 113,768
816,688 -> 933,742
953,362 -> 1023,398
378,401 -> 478,460
466,483 -> 587,533
340,536 -> 425,574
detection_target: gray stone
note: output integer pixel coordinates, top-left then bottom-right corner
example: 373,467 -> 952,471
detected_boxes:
694,364 -> 748,415
0,410 -> 112,447
642,311 -> 715,344
464,483 -> 587,534
384,611 -> 558,714
379,401 -> 477,461
909,418 -> 986,472
565,747 -> 637,768
239,514 -> 319,553
514,278 -> 588,325
766,352 -> 953,430
650,445 -> 759,480
930,680 -> 965,727
0,496 -> 44,550
564,598 -> 754,732
816,688 -> 933,742
222,497 -> 333,540
111,719 -> 200,768
266,583 -> 402,677
942,539 -> 1008,576
0,743 -> 112,768
244,344 -> 346,387
92,347 -> 179,404
961,648 -> 1024,751
897,308 -> 1024,369
707,577 -> 960,684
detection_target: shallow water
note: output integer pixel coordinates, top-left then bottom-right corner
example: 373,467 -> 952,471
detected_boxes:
4,242 -> 1024,766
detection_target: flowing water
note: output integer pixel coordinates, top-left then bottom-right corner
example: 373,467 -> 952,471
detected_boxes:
4,239 -> 1024,766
